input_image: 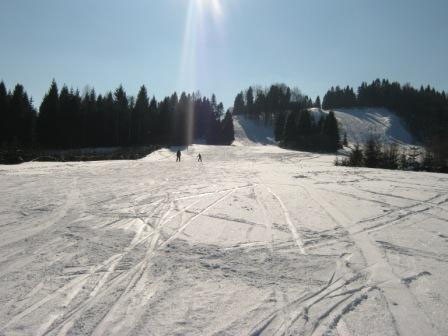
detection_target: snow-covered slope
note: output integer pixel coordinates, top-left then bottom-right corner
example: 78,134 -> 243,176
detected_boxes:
232,115 -> 275,146
0,117 -> 446,335
309,107 -> 415,145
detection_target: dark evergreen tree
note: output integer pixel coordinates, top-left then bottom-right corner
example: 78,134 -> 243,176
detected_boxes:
314,96 -> 321,109
233,92 -> 245,115
381,143 -> 399,169
274,110 -> 287,141
246,87 -> 254,119
348,144 -> 364,166
221,111 -> 235,145
37,80 -> 59,147
0,82 -> 8,146
113,85 -> 129,146
133,86 -> 150,145
322,111 -> 341,151
364,137 -> 382,168
9,84 -> 36,147
283,111 -> 297,146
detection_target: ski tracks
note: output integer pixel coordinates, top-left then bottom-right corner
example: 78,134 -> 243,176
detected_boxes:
263,185 -> 307,255
300,180 -> 440,336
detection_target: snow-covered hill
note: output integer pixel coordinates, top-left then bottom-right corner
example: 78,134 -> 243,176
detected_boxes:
308,107 -> 415,145
232,115 -> 275,146
0,117 -> 446,335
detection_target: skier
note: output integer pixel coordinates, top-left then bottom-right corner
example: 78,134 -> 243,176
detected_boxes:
197,153 -> 202,162
176,150 -> 181,162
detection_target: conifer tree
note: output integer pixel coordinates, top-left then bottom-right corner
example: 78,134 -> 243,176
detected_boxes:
233,92 -> 245,115
9,84 -> 36,147
314,96 -> 321,109
221,111 -> 235,145
38,80 -> 59,147
283,112 -> 297,146
348,144 -> 364,166
246,87 -> 254,118
113,85 -> 129,146
364,137 -> 382,168
323,111 -> 340,151
133,85 -> 150,144
0,82 -> 9,145
274,110 -> 287,141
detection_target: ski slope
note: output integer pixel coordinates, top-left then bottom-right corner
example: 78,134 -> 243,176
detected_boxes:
0,117 -> 447,335
308,107 -> 415,145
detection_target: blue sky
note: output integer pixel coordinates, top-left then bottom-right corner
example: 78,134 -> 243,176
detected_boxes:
1,0 -> 447,108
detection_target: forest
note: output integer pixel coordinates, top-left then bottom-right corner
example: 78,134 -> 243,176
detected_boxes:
322,79 -> 448,149
0,80 -> 234,151
322,79 -> 448,172
233,84 -> 341,152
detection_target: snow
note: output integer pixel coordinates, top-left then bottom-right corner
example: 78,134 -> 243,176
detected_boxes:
232,115 -> 275,146
308,107 -> 415,145
0,117 -> 447,335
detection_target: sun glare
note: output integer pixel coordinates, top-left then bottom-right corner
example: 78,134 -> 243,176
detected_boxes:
177,0 -> 225,144
196,0 -> 223,17
178,0 -> 225,92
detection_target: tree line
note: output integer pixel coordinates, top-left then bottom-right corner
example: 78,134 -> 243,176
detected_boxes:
322,79 -> 448,144
232,84 -> 340,152
322,79 -> 448,169
0,80 -> 234,150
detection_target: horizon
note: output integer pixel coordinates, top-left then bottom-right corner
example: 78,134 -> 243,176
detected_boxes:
1,0 -> 448,109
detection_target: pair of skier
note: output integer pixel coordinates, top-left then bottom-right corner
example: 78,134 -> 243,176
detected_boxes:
176,150 -> 202,162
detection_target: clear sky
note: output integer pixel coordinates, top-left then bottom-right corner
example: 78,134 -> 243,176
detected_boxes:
1,0 -> 447,108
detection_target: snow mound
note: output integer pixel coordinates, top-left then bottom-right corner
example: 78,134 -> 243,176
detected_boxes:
308,107 -> 415,145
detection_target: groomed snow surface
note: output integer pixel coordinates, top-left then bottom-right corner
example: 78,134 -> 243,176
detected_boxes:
1,116 -> 447,336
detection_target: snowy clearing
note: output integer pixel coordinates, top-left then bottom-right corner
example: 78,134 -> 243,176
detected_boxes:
308,107 -> 415,146
0,117 -> 447,336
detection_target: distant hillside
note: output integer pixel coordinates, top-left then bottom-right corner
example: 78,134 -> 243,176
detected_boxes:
308,107 -> 415,146
321,79 -> 448,145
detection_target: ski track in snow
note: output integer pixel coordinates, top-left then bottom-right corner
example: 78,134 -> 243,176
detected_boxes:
0,116 -> 447,335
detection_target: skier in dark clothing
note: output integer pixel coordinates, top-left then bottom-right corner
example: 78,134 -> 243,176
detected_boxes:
176,150 -> 181,162
197,153 -> 202,162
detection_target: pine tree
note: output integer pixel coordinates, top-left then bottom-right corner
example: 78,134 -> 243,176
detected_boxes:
348,144 -> 364,166
314,96 -> 321,109
59,86 -> 72,148
323,111 -> 340,152
382,143 -> 399,169
233,92 -> 245,115
0,82 -> 9,145
10,84 -> 36,147
221,111 -> 235,145
282,112 -> 297,146
113,85 -> 129,146
133,85 -> 150,144
38,80 -> 59,147
364,137 -> 382,168
274,110 -> 287,141
148,96 -> 158,143
246,87 -> 254,118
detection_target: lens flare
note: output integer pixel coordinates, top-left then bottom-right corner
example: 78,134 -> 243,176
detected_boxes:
178,0 -> 224,91
177,0 -> 224,144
